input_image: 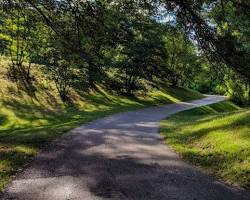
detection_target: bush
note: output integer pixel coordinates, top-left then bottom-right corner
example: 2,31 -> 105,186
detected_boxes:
226,79 -> 249,106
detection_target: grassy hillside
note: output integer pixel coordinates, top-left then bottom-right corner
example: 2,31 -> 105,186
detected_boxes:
161,101 -> 250,190
0,57 -> 203,192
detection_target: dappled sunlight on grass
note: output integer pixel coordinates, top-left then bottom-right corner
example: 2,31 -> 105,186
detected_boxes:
0,59 -> 204,191
147,86 -> 204,104
161,101 -> 250,190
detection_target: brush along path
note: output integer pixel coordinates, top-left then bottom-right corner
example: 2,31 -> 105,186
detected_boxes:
2,95 -> 250,200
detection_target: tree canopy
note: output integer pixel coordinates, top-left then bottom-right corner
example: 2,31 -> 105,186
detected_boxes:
0,0 -> 249,103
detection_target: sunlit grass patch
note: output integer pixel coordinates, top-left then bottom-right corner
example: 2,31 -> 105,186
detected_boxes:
161,101 -> 250,190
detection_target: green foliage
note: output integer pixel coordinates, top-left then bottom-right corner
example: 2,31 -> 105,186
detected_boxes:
108,18 -> 169,95
163,29 -> 200,87
188,59 -> 224,94
207,0 -> 250,81
1,0 -> 248,103
0,6 -> 40,90
188,58 -> 250,106
226,78 -> 249,106
161,101 -> 250,190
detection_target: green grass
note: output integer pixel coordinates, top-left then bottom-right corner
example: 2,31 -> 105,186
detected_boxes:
160,101 -> 250,190
0,57 -> 203,192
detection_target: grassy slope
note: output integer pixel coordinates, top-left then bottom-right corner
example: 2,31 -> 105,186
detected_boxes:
160,101 -> 250,190
0,57 -> 203,192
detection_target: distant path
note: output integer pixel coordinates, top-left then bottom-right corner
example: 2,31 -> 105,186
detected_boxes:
2,96 -> 250,200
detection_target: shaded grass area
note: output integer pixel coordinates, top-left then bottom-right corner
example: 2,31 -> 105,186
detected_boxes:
0,58 -> 203,191
160,101 -> 250,190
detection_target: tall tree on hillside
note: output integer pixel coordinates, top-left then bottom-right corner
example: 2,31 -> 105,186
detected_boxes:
0,3 -> 39,90
109,17 -> 168,95
163,29 -> 200,87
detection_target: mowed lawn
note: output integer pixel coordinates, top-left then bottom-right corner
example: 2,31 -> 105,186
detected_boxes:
161,101 -> 250,190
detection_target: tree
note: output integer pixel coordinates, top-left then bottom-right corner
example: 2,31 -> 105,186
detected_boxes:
1,0 -> 249,104
109,17 -> 168,95
0,3 -> 39,90
163,29 -> 200,87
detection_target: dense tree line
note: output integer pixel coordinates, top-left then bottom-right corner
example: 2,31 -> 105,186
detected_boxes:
0,0 -> 249,104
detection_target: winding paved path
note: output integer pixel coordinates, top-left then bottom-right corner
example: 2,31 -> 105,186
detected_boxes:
2,96 -> 250,200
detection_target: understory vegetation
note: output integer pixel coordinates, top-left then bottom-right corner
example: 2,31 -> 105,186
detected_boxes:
161,101 -> 250,190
